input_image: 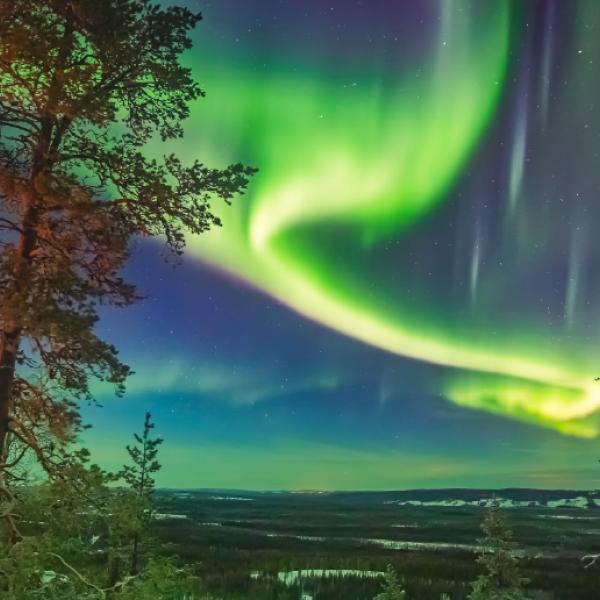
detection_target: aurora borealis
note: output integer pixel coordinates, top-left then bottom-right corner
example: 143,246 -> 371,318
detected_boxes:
89,0 -> 600,489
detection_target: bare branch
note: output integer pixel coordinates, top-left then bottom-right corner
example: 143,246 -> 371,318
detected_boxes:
48,552 -> 106,596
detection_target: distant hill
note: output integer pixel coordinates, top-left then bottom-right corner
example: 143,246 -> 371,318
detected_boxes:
158,487 -> 600,509
334,488 -> 600,507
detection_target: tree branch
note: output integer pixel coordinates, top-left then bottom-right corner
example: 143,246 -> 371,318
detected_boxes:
48,551 -> 106,596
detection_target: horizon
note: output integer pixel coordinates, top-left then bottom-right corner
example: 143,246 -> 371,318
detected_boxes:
156,486 -> 600,493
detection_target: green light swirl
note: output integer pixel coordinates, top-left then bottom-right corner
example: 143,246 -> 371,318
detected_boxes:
176,1 -> 600,436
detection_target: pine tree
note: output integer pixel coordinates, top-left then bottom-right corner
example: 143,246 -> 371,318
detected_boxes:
374,564 -> 407,600
0,0 -> 255,523
468,504 -> 529,600
119,412 -> 163,576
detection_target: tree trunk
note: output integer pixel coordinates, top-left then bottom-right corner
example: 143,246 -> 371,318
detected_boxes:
130,532 -> 140,575
0,14 -> 75,463
0,202 -> 40,461
0,330 -> 19,461
108,553 -> 121,587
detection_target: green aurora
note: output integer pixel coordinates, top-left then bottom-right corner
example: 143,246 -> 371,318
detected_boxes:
141,0 -> 600,444
169,0 -> 600,438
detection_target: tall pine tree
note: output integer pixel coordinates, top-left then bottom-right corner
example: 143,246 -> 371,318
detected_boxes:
0,0 -> 254,540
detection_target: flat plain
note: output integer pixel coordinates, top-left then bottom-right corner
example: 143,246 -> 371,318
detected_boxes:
153,489 -> 600,599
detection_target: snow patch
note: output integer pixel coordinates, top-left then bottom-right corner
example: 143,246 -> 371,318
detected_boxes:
153,513 -> 189,520
251,569 -> 384,585
209,495 -> 254,502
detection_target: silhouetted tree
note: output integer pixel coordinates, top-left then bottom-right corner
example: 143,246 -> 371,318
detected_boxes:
0,0 -> 254,540
468,504 -> 529,600
120,412 -> 162,576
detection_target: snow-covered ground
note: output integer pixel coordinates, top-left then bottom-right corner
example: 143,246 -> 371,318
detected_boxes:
250,569 -> 384,585
153,513 -> 189,520
547,497 -> 589,508
366,538 -> 479,552
384,496 -> 595,509
247,528 -> 481,553
537,514 -> 599,521
209,495 -> 254,502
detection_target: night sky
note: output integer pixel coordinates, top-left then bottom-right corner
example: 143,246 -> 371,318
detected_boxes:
86,0 -> 600,490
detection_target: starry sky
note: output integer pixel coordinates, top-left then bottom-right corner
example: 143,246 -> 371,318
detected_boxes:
86,0 -> 600,490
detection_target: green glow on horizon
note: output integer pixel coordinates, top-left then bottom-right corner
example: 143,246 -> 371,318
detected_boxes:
84,429 -> 600,490
169,1 -> 600,436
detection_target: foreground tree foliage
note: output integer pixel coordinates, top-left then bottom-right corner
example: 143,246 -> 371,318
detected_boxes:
0,416 -> 218,598
468,504 -> 529,600
0,0 -> 254,543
